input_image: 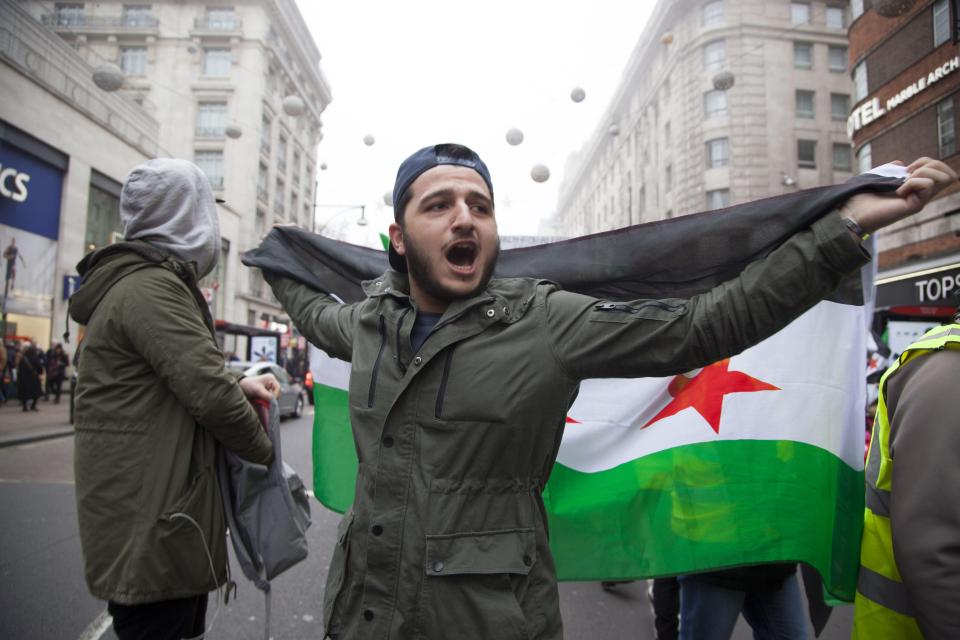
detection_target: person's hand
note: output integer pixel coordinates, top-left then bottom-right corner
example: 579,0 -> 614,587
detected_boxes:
842,157 -> 958,234
239,373 -> 281,401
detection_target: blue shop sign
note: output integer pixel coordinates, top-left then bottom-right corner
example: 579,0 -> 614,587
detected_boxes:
0,141 -> 64,241
63,274 -> 82,300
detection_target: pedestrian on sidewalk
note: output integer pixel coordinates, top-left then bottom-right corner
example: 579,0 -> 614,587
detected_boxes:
16,342 -> 42,412
44,343 -> 68,404
0,338 -> 6,404
70,158 -> 279,640
253,145 -> 955,640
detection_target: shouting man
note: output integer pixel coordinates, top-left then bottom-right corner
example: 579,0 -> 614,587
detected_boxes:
260,144 -> 955,640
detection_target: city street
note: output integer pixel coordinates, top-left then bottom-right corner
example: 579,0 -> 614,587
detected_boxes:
0,401 -> 854,639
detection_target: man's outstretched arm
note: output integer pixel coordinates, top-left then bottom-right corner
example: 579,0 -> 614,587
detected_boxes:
263,270 -> 359,362
546,157 -> 957,381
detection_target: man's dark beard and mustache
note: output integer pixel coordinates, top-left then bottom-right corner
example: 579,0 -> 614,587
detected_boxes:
403,231 -> 501,304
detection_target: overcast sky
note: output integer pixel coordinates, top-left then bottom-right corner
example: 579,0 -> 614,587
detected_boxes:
295,0 -> 656,246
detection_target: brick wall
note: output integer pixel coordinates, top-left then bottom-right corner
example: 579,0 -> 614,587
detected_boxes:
848,0 -> 933,63
866,8 -> 934,90
879,229 -> 960,268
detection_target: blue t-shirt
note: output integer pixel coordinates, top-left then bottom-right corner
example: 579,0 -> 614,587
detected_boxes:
411,312 -> 442,353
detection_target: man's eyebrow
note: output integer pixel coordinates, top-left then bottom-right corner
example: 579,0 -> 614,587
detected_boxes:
419,188 -> 492,205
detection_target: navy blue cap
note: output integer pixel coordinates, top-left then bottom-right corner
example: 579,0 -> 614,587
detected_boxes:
389,143 -> 494,272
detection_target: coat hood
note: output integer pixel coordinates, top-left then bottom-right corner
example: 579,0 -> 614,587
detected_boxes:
69,242 -> 171,325
120,158 -> 221,278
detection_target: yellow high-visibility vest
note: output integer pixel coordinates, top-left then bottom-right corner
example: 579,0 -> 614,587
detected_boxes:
852,323 -> 960,639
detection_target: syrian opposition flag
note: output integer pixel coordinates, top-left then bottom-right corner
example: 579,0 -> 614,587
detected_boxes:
244,165 -> 906,602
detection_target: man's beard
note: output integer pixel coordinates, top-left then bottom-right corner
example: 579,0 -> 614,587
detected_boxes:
404,233 -> 500,305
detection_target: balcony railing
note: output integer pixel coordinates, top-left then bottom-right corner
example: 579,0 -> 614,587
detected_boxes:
194,16 -> 242,32
42,13 -> 159,29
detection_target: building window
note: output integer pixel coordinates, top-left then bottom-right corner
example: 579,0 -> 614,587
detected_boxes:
84,183 -> 121,253
195,150 -> 224,189
703,40 -> 726,70
119,47 -> 147,75
704,89 -> 728,118
277,135 -> 288,173
257,163 -> 269,202
664,121 -> 671,146
292,151 -> 301,185
122,5 -> 153,27
665,164 -> 673,191
852,0 -> 864,20
662,77 -> 671,104
857,144 -> 872,173
934,0 -> 951,47
828,45 -> 847,72
706,138 -> 730,168
205,7 -> 237,30
260,116 -> 271,155
703,1 -> 724,26
290,192 -> 298,223
853,62 -> 868,102
825,5 -> 846,29
938,98 -> 956,157
831,93 -> 850,121
795,90 -> 815,119
54,3 -> 85,26
798,139 -> 817,168
196,102 -> 227,137
274,178 -> 285,218
706,189 -> 730,210
793,42 -> 813,69
833,143 -> 852,171
202,48 -> 231,77
790,2 -> 811,25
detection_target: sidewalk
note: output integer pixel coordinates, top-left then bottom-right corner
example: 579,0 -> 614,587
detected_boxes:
0,396 -> 73,448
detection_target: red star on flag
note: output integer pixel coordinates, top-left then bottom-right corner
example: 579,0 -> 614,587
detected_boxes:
642,359 -> 780,434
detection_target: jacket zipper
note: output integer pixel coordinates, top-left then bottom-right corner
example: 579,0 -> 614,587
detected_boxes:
368,316 -> 387,408
594,300 -> 686,314
395,308 -> 410,375
434,346 -> 456,419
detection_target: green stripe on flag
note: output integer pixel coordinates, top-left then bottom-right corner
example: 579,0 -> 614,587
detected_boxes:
312,384 -> 357,513
543,439 -> 864,601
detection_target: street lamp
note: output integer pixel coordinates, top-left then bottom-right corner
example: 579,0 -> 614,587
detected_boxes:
312,203 -> 368,235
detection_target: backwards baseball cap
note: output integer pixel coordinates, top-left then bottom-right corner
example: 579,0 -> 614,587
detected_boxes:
388,143 -> 494,272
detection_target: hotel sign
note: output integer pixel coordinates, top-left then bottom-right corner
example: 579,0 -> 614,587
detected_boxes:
848,56 -> 960,137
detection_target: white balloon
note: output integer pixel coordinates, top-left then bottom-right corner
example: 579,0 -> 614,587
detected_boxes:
225,124 -> 243,139
320,163 -> 328,171
570,87 -> 586,103
92,64 -> 124,92
712,70 -> 735,91
530,164 -> 550,183
505,128 -> 524,146
282,95 -> 305,117
363,134 -> 376,146
383,191 -> 393,207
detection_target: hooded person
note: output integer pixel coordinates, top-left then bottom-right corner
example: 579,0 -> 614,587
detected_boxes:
69,158 -> 279,640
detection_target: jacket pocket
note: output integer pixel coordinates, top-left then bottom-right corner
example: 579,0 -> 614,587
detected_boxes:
419,528 -> 536,640
323,508 -> 355,635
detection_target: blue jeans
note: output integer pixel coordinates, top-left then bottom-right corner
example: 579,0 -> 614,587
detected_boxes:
678,572 -> 806,640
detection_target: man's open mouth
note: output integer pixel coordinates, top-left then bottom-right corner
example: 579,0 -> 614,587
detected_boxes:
445,241 -> 478,273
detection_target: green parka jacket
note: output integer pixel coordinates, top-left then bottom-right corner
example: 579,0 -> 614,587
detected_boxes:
265,214 -> 867,640
69,242 -> 273,604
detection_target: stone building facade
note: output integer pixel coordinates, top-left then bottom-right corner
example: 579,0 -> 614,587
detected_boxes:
550,0 -> 855,237
2,1 -> 159,349
24,0 -> 332,330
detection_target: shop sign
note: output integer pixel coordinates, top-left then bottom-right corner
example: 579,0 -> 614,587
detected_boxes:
63,275 -> 81,300
876,263 -> 960,308
848,56 -> 960,137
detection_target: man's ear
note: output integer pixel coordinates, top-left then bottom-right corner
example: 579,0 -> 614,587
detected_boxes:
388,223 -> 405,257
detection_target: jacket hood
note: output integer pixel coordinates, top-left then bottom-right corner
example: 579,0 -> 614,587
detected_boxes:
69,242 -> 171,325
120,158 -> 221,278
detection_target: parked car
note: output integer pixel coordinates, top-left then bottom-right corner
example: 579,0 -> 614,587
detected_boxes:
227,361 -> 305,419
